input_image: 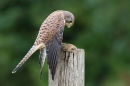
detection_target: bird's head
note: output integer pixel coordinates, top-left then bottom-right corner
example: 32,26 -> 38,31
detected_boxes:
63,11 -> 75,28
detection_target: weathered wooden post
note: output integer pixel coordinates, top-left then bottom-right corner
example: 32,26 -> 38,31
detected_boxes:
49,49 -> 85,86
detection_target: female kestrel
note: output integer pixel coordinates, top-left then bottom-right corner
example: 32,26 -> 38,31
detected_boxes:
12,10 -> 76,80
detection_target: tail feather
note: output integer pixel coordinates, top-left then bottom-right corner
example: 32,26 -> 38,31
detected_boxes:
12,43 -> 45,73
39,47 -> 46,80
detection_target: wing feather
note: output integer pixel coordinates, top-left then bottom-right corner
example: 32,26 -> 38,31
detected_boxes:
46,23 -> 64,80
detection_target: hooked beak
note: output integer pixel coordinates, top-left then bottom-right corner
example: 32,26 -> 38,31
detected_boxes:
67,25 -> 71,28
66,23 -> 73,28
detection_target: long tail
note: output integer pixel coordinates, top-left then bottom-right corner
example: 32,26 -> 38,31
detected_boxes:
12,43 -> 45,73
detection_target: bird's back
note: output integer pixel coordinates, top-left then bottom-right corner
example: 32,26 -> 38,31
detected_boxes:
34,11 -> 65,46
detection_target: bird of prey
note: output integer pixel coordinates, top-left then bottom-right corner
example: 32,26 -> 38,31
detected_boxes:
12,10 -> 76,80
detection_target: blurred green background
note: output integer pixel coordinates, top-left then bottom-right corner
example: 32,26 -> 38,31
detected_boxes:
0,0 -> 130,86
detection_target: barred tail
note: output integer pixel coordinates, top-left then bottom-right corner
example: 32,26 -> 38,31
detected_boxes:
12,43 -> 45,73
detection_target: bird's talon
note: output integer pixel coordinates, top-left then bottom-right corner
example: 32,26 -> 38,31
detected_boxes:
61,43 -> 77,60
61,43 -> 77,53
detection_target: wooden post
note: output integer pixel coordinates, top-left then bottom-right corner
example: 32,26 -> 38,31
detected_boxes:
49,49 -> 85,86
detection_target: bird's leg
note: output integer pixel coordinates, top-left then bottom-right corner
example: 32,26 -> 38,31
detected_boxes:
61,43 -> 77,60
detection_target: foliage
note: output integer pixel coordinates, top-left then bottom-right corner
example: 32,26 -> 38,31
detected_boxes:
0,0 -> 130,86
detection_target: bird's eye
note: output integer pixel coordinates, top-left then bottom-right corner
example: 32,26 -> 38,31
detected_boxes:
70,21 -> 72,23
67,21 -> 72,23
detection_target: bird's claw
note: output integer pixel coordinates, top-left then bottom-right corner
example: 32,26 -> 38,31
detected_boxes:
61,43 -> 77,60
61,43 -> 77,53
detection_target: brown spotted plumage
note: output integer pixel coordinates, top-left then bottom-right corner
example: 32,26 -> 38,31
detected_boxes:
12,10 -> 75,80
34,11 -> 65,45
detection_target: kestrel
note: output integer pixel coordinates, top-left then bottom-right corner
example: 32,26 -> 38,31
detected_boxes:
12,10 -> 76,80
